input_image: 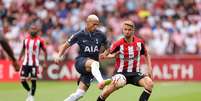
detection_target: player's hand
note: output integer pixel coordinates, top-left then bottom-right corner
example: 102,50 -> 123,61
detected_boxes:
99,53 -> 106,60
112,78 -> 118,85
112,76 -> 119,85
12,61 -> 20,72
54,55 -> 63,64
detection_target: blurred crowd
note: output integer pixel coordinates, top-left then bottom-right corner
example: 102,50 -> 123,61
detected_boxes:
0,0 -> 201,60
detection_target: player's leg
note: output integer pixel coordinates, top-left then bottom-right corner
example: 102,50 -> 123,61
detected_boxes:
64,81 -> 88,101
20,66 -> 30,92
84,58 -> 111,89
20,65 -> 31,101
64,58 -> 93,101
138,74 -> 154,101
85,58 -> 103,82
31,79 -> 36,96
129,72 -> 153,101
29,66 -> 38,101
97,81 -> 120,101
64,75 -> 91,101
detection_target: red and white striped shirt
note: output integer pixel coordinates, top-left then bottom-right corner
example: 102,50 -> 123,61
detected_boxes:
22,35 -> 46,66
110,36 -> 146,73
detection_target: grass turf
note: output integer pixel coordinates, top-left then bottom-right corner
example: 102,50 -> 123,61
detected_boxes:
0,81 -> 201,101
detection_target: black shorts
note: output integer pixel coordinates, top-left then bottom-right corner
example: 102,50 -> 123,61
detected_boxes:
117,72 -> 145,86
20,65 -> 38,79
75,57 -> 94,87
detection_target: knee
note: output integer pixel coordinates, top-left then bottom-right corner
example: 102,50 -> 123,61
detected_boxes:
144,79 -> 154,90
88,61 -> 100,72
86,60 -> 100,72
20,79 -> 26,82
20,76 -> 26,82
102,84 -> 118,98
91,61 -> 100,68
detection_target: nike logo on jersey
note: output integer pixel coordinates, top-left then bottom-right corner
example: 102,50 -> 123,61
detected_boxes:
83,40 -> 87,43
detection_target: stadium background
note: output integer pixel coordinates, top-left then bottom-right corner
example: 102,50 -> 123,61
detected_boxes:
0,0 -> 201,101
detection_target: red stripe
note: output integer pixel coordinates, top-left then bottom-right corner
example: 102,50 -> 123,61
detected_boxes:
123,44 -> 128,72
32,38 -> 37,66
115,57 -> 120,70
26,38 -> 30,65
133,60 -> 137,72
133,43 -> 137,72
133,42 -> 141,72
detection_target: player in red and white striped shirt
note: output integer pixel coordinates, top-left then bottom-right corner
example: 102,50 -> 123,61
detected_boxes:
110,35 -> 146,74
97,20 -> 154,101
18,25 -> 47,101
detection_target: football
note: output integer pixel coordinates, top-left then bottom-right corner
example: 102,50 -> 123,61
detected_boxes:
112,74 -> 127,88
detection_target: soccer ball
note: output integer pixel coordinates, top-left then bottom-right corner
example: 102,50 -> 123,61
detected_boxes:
112,74 -> 126,88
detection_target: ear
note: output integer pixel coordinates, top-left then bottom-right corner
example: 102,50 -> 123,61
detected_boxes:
132,27 -> 135,33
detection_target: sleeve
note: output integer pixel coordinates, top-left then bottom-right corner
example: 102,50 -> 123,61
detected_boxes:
40,39 -> 46,49
101,33 -> 110,49
66,32 -> 80,46
140,42 -> 147,55
110,41 -> 120,54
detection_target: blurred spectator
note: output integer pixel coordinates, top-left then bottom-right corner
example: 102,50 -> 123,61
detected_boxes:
171,30 -> 184,54
149,23 -> 170,55
184,27 -> 199,54
0,0 -> 200,60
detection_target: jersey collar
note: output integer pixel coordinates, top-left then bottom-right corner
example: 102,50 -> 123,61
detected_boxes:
84,28 -> 97,36
123,36 -> 135,43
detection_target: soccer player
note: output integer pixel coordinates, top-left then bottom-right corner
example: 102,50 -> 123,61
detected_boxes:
0,32 -> 20,71
55,14 -> 111,101
18,25 -> 47,101
97,20 -> 154,101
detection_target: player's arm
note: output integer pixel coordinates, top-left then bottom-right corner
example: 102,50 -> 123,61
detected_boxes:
55,33 -> 78,63
105,53 -> 117,59
100,33 -> 119,59
18,40 -> 25,62
101,49 -> 119,59
142,44 -> 152,78
100,49 -> 110,60
57,42 -> 70,59
101,34 -> 110,55
100,41 -> 120,60
108,42 -> 120,58
0,35 -> 16,62
40,40 -> 48,68
0,33 -> 19,71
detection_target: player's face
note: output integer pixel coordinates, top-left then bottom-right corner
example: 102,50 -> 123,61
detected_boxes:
30,27 -> 38,37
123,25 -> 134,38
86,20 -> 99,32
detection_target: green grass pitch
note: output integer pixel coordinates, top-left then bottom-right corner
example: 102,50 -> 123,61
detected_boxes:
0,81 -> 201,101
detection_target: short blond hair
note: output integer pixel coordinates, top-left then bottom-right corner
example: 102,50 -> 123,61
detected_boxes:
123,20 -> 135,29
86,14 -> 99,22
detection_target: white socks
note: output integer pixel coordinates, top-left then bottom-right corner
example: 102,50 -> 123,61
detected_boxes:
64,89 -> 85,101
91,61 -> 104,83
